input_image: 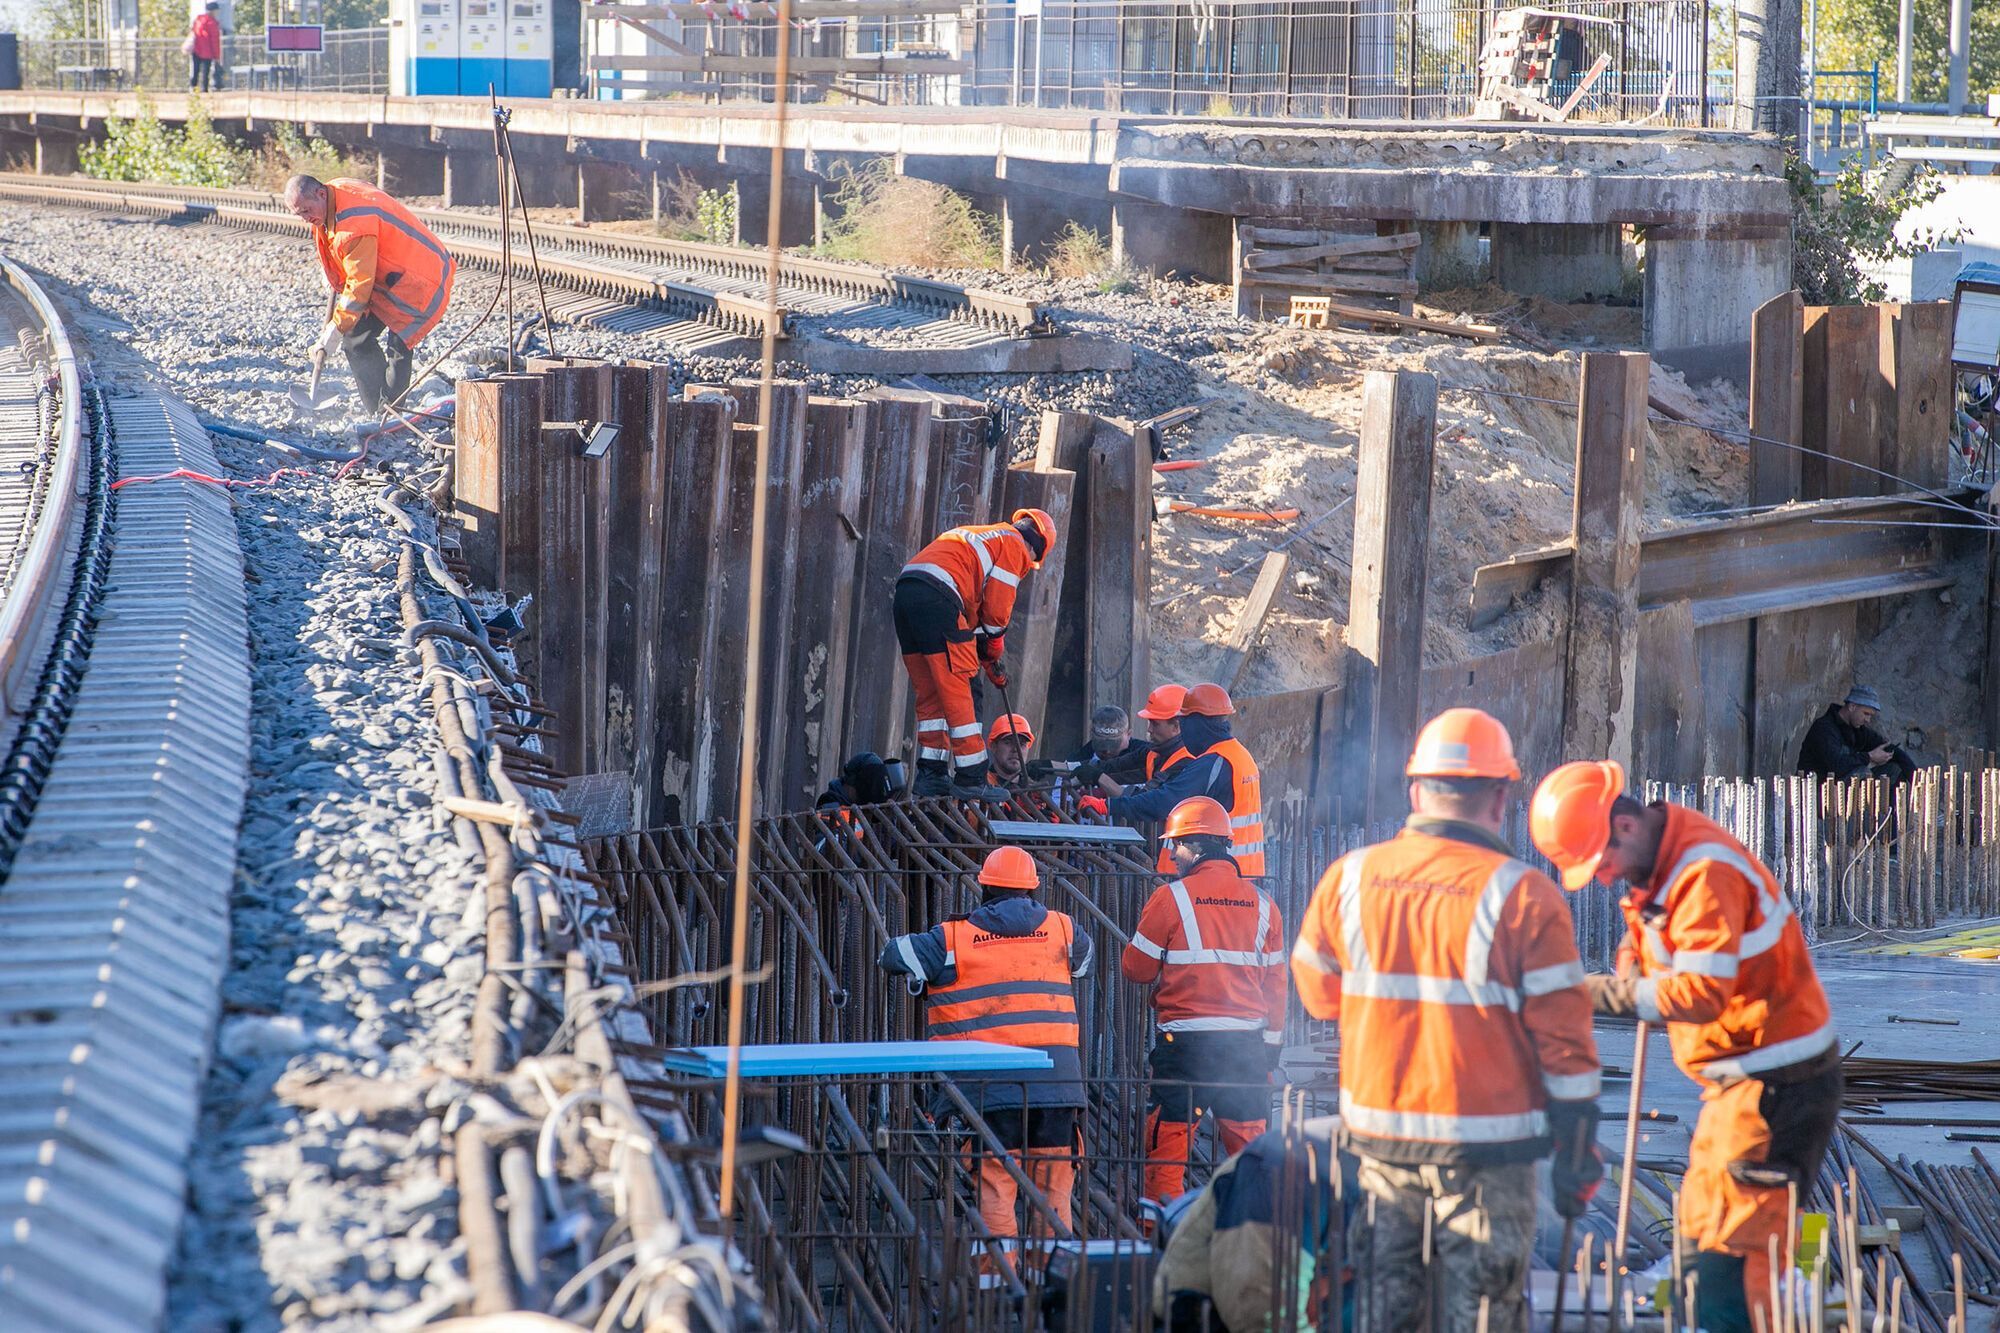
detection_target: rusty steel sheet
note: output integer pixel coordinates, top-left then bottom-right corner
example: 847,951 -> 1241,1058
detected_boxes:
1467,490 -> 1974,630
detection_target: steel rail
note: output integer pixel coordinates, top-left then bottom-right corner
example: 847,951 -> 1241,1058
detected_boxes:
0,256 -> 82,711
0,173 -> 1050,339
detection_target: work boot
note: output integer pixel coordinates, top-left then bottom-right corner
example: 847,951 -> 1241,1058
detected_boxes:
912,762 -> 954,799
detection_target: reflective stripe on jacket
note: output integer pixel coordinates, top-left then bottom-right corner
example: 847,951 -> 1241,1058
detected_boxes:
1205,738 -> 1266,877
1624,804 -> 1835,1085
899,523 -> 1036,659
928,912 -> 1082,1048
1122,856 -> 1288,1042
1289,819 -> 1601,1164
312,179 -> 456,347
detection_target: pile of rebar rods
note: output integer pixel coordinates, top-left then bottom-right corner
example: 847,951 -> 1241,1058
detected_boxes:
1842,1057 -> 2000,1105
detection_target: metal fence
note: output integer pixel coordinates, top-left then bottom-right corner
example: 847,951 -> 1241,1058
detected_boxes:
21,28 -> 388,93
590,0 -> 1730,125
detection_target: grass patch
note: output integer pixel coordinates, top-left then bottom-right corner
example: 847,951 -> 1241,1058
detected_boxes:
247,123 -> 376,192
81,99 -> 373,191
655,171 -> 738,246
817,159 -> 1001,270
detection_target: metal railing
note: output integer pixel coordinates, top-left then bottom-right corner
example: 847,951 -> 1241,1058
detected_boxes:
20,28 -> 388,93
588,0 -> 1731,125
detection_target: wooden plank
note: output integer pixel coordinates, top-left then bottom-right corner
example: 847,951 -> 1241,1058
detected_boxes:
1239,224 -> 1375,246
1561,351 -> 1649,772
781,397 -> 869,812
1749,290 -> 1804,508
1416,635 -> 1567,780
1752,602 -> 1857,777
601,361 -> 666,819
1216,551 -> 1288,693
842,395 -> 933,762
1341,369 -> 1438,822
1634,599 -> 1702,785
651,399 -> 735,826
723,379 -> 809,815
1237,271 -> 1419,297
452,373 -> 541,594
1888,300 -> 1954,493
999,463 -> 1077,734
530,359 -> 611,777
593,52 -> 971,75
1239,232 -> 1422,270
1318,301 -> 1506,341
1083,417 -> 1151,756
1038,410 -> 1097,755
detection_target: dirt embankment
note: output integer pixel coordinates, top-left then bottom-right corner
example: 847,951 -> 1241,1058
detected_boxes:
1145,295 -> 1748,696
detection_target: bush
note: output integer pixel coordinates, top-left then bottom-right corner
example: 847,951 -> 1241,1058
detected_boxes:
80,96 -> 245,187
817,159 -> 1001,270
656,171 -> 738,246
1789,153 -> 1956,305
1043,221 -> 1110,280
247,123 -> 375,193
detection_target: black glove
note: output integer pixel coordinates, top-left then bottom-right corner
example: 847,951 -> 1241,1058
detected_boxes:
1074,761 -> 1104,786
1024,759 -> 1057,780
1550,1100 -> 1605,1219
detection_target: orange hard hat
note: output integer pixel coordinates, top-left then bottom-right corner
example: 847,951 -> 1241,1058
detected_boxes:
1406,708 -> 1522,781
1136,685 -> 1187,721
1163,796 -> 1231,841
1530,760 -> 1627,891
1012,508 -> 1058,567
988,713 -> 1036,748
979,845 -> 1040,891
1178,683 -> 1236,717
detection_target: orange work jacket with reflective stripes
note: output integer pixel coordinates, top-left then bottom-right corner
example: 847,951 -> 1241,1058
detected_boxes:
312,179 -> 456,347
928,912 -> 1082,1049
900,523 -> 1037,660
1207,738 -> 1265,877
1122,855 -> 1287,1044
1622,804 -> 1834,1087
1290,817 -> 1601,1165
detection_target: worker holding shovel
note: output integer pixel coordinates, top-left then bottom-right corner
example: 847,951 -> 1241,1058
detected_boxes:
1532,761 -> 1843,1333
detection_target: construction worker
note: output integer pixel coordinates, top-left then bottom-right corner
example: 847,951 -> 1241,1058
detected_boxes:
894,510 -> 1059,801
1123,796 -> 1287,1206
1066,704 -> 1152,785
1530,760 -> 1842,1333
1153,1120 -> 1361,1333
987,713 -> 1036,790
1081,683 -> 1264,876
283,174 -> 456,414
1099,684 -> 1189,794
815,751 -> 904,813
1289,708 -> 1602,1333
878,845 -> 1092,1281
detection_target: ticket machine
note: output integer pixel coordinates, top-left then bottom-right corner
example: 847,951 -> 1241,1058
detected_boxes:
458,0 -> 504,96
502,0 -> 552,97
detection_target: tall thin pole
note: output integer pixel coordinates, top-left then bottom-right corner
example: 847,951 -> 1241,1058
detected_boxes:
1947,0 -> 1970,111
1894,0 -> 1912,103
717,0 -> 796,1223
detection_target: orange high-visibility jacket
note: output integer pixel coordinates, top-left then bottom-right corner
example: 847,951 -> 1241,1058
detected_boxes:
1123,856 -> 1288,1043
1207,738 -> 1265,877
1145,745 -> 1192,782
1623,804 -> 1834,1085
900,523 -> 1037,661
927,913 -> 1082,1049
1290,818 -> 1601,1164
312,179 -> 456,347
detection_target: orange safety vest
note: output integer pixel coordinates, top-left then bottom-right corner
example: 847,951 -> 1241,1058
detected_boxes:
1625,805 -> 1834,1084
927,913 -> 1081,1048
1290,822 -> 1600,1159
1123,857 -> 1287,1037
313,179 -> 456,347
1206,738 -> 1266,877
1145,745 -> 1192,783
900,523 -> 1037,650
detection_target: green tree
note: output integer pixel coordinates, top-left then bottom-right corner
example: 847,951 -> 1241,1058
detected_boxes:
1811,0 -> 1999,104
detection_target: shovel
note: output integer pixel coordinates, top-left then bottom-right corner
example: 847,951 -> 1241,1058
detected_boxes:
289,348 -> 342,413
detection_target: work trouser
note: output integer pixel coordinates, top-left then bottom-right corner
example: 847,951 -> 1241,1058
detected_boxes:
893,574 -> 986,781
970,1107 -> 1079,1283
1355,1156 -> 1537,1333
1144,1029 -> 1272,1203
1678,1057 -> 1844,1333
342,313 -> 413,413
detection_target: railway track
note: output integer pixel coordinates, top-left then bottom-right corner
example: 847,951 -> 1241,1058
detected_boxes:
0,255 -> 255,1329
0,173 -> 1054,353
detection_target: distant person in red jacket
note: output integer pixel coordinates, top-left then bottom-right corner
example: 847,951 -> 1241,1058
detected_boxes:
187,2 -> 224,92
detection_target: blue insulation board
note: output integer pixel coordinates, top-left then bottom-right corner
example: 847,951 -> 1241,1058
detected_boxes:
658,1041 -> 1054,1079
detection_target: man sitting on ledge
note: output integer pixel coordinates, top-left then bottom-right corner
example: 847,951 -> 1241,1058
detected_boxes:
1796,685 -> 1916,786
